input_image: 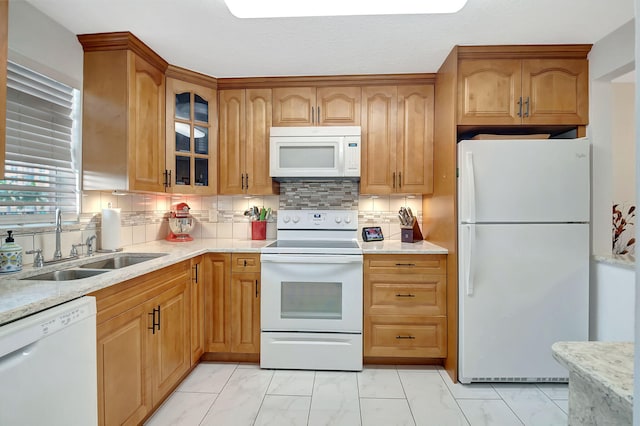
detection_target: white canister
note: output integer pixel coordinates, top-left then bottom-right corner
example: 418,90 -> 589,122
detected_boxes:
0,230 -> 22,273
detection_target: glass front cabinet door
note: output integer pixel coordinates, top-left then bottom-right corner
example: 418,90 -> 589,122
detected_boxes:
165,74 -> 217,194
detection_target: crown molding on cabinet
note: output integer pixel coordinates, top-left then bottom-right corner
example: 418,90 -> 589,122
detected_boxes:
456,44 -> 592,60
77,31 -> 169,73
217,73 -> 436,90
165,64 -> 218,89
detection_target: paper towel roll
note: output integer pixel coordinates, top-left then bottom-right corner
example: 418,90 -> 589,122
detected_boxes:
101,208 -> 121,251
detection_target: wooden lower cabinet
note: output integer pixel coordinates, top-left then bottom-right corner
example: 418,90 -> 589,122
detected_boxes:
91,261 -> 191,426
190,255 -> 205,364
364,254 -> 447,359
204,253 -> 261,355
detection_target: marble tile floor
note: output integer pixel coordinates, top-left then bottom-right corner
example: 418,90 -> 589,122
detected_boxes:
144,363 -> 569,426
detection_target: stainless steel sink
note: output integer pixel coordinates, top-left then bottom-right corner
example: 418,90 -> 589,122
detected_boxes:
79,253 -> 167,269
23,269 -> 109,281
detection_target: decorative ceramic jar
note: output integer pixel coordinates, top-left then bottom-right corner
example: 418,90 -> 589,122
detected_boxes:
0,230 -> 22,273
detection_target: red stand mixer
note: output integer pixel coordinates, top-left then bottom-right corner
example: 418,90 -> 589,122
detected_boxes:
166,202 -> 195,242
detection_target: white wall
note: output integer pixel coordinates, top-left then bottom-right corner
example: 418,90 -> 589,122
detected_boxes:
612,82 -> 637,203
591,261 -> 636,341
7,1 -> 83,88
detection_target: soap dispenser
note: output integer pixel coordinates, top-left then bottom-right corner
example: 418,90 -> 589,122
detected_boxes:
0,230 -> 23,273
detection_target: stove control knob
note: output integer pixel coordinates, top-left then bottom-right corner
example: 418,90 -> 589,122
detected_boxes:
344,216 -> 352,224
292,216 -> 300,223
283,216 -> 290,223
335,217 -> 342,223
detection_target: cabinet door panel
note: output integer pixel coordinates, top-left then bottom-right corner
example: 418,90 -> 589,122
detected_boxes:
317,86 -> 361,126
457,59 -> 521,125
204,254 -> 231,351
245,89 -> 275,194
397,85 -> 434,194
272,87 -> 315,126
129,53 -> 165,192
97,306 -> 151,426
151,281 -> 190,405
218,90 -> 246,194
231,272 -> 260,353
360,86 -> 397,194
523,59 -> 588,125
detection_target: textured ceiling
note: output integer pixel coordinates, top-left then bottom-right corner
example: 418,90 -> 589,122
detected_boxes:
24,0 -> 635,78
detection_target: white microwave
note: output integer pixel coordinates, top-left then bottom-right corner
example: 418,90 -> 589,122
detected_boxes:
269,126 -> 361,178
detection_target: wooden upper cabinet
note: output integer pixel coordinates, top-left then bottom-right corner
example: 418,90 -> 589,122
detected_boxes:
165,67 -> 218,194
79,32 -> 168,192
522,59 -> 589,125
0,0 -> 7,179
457,59 -> 522,125
457,50 -> 589,126
219,89 -> 276,195
360,85 -> 434,195
272,86 -> 360,126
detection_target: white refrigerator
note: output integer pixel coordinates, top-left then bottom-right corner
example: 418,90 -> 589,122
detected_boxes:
458,138 -> 590,384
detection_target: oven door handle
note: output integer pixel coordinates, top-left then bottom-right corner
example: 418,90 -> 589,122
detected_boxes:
261,254 -> 363,264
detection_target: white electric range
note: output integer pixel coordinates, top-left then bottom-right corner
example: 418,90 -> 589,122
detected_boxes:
260,209 -> 363,371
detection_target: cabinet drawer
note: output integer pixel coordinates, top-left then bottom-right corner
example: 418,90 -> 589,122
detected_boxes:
364,315 -> 446,358
231,253 -> 260,273
366,274 -> 446,316
365,254 -> 446,275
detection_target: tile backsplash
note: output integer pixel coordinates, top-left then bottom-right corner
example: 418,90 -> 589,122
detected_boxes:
2,185 -> 423,266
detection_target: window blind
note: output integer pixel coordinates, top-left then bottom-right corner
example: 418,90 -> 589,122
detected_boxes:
1,61 -> 79,220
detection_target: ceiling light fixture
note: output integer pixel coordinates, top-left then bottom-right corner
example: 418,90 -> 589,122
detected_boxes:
223,0 -> 468,18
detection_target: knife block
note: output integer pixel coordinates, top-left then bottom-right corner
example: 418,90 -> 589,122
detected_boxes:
401,220 -> 423,243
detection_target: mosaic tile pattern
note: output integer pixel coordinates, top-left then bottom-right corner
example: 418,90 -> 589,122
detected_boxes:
279,179 -> 359,210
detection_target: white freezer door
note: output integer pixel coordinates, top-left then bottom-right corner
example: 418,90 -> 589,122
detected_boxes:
458,138 -> 590,223
458,223 -> 589,383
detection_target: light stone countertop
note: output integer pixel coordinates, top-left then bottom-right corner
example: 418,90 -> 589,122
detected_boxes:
593,254 -> 635,269
360,240 -> 448,254
0,237 -> 448,326
552,341 -> 634,409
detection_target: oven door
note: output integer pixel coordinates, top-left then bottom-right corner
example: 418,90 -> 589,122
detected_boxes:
260,254 -> 363,333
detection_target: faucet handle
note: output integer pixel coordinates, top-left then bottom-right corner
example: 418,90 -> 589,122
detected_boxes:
26,249 -> 44,268
71,243 -> 85,257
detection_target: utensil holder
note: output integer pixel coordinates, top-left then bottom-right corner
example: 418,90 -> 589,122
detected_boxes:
251,221 -> 267,240
401,220 -> 423,243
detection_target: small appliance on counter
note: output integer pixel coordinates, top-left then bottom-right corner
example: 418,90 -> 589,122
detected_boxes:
166,202 -> 195,242
0,231 -> 22,273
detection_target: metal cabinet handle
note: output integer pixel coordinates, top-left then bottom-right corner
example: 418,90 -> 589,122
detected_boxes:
163,170 -> 172,188
311,107 -> 315,124
243,259 -> 247,267
524,97 -> 530,117
148,305 -> 160,334
395,263 -> 416,267
398,172 -> 402,188
246,173 -> 249,190
317,106 -> 320,124
395,335 -> 416,340
255,280 -> 259,298
395,293 -> 416,298
192,263 -> 199,283
393,172 -> 396,189
517,97 -> 522,117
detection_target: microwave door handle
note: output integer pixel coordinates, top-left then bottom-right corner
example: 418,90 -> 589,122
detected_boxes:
338,138 -> 345,173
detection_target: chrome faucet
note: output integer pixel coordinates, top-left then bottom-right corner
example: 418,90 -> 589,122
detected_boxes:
86,235 -> 97,256
53,208 -> 62,260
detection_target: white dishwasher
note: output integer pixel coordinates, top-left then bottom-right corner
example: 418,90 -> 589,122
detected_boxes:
0,296 -> 98,426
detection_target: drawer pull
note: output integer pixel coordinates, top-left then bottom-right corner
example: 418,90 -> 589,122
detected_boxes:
395,335 -> 415,340
395,263 -> 416,267
395,293 -> 416,298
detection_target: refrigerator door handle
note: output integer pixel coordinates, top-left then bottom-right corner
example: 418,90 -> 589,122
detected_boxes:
464,224 -> 476,296
465,151 -> 477,223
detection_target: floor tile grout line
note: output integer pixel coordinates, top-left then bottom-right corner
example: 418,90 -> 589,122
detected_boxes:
197,363 -> 240,426
438,369 -> 473,426
395,366 -> 418,426
356,369 -> 364,426
490,383 -> 527,426
250,367 -> 276,426
306,371 -> 316,426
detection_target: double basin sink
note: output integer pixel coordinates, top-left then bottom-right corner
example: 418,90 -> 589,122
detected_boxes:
20,253 -> 168,281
